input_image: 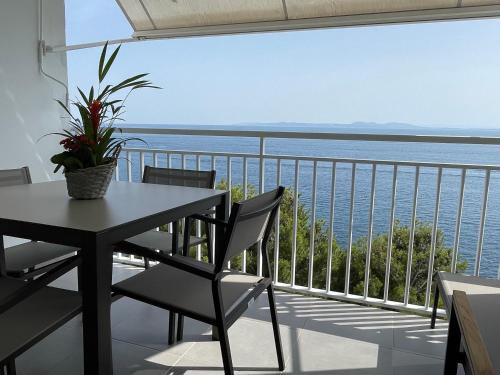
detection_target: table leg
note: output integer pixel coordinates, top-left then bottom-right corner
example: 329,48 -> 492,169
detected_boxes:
0,235 -> 6,276
168,221 -> 179,345
81,236 -> 113,375
212,192 -> 230,341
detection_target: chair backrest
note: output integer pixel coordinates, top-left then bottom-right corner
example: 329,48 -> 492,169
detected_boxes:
0,167 -> 31,187
142,166 -> 216,188
216,186 -> 285,273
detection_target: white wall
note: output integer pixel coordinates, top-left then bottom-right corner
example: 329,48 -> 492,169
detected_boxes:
0,0 -> 67,182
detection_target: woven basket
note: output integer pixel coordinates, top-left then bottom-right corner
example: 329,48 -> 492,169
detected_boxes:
65,161 -> 116,200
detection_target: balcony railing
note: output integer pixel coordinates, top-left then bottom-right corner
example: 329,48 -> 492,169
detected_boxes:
114,127 -> 500,315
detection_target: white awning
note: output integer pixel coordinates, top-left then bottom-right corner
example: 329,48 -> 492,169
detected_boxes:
115,0 -> 500,39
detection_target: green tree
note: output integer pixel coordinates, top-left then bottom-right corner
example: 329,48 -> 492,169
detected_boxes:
191,181 -> 467,307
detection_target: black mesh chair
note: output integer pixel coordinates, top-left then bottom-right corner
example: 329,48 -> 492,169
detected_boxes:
113,187 -> 286,375
0,255 -> 81,375
118,166 -> 217,268
0,167 -> 79,280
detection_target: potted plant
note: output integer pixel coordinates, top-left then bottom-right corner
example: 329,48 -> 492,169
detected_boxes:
50,42 -> 158,199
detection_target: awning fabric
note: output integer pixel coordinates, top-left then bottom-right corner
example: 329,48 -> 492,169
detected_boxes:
115,0 -> 500,39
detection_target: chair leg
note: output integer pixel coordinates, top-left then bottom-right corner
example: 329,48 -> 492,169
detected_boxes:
176,315 -> 184,342
6,359 -> 16,375
213,281 -> 233,375
175,217 -> 192,342
217,323 -> 234,375
430,282 -> 440,329
267,284 -> 285,371
168,312 -> 177,345
443,302 -> 461,375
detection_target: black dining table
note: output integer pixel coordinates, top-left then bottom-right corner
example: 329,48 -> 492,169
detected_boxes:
0,180 -> 229,374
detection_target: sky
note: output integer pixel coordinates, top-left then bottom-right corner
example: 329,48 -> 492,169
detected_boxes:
65,1 -> 500,129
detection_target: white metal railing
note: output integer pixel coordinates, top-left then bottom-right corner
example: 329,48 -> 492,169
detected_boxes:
115,127 -> 500,315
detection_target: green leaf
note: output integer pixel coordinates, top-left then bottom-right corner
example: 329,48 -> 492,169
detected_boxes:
77,87 -> 90,106
94,127 -> 115,161
98,42 -> 108,82
108,73 -> 149,94
100,44 -> 121,83
50,151 -> 71,165
63,156 -> 84,172
76,103 -> 94,139
96,85 -> 112,101
55,99 -> 76,121
89,86 -> 94,103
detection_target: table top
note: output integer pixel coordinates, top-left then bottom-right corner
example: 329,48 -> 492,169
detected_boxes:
0,181 -> 225,234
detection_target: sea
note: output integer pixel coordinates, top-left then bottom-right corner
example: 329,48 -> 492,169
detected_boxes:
118,123 -> 500,279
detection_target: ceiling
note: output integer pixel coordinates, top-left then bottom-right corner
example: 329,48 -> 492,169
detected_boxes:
115,0 -> 500,39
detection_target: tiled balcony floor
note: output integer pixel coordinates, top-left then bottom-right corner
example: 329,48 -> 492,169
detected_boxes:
13,264 -> 452,375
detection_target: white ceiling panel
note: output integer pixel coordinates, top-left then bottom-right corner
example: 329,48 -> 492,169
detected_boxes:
116,0 -> 154,31
115,0 -> 500,38
141,0 -> 285,28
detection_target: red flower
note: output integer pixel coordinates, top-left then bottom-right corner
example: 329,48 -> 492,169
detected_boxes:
89,100 -> 102,133
60,135 -> 95,152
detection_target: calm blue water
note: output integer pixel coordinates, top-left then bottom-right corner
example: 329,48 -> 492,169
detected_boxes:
118,123 -> 500,278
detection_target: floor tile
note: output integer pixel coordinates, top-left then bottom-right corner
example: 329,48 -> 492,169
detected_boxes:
43,339 -> 178,375
392,316 -> 448,359
112,298 -> 211,355
242,291 -> 308,330
293,328 -> 388,374
302,303 -> 396,348
387,349 -> 444,375
169,317 -> 301,374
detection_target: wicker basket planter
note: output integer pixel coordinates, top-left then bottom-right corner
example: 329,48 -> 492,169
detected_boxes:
65,161 -> 116,200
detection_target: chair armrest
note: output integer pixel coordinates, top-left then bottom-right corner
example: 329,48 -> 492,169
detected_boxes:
115,241 -> 215,279
189,213 -> 228,227
0,255 -> 81,314
450,290 -> 494,375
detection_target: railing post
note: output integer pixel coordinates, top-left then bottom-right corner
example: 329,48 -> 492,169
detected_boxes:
126,151 -> 132,182
226,156 -> 232,269
114,161 -> 120,181
291,160 -> 299,287
257,137 -> 266,277
363,163 -> 377,299
259,137 -> 265,194
196,155 -> 202,261
404,166 -> 420,306
475,169 -> 491,276
242,157 -> 248,273
307,161 -> 318,290
425,167 -> 443,308
383,165 -> 398,302
344,163 -> 356,295
274,159 -> 281,282
140,151 -> 145,177
451,169 -> 466,273
326,162 -> 336,293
